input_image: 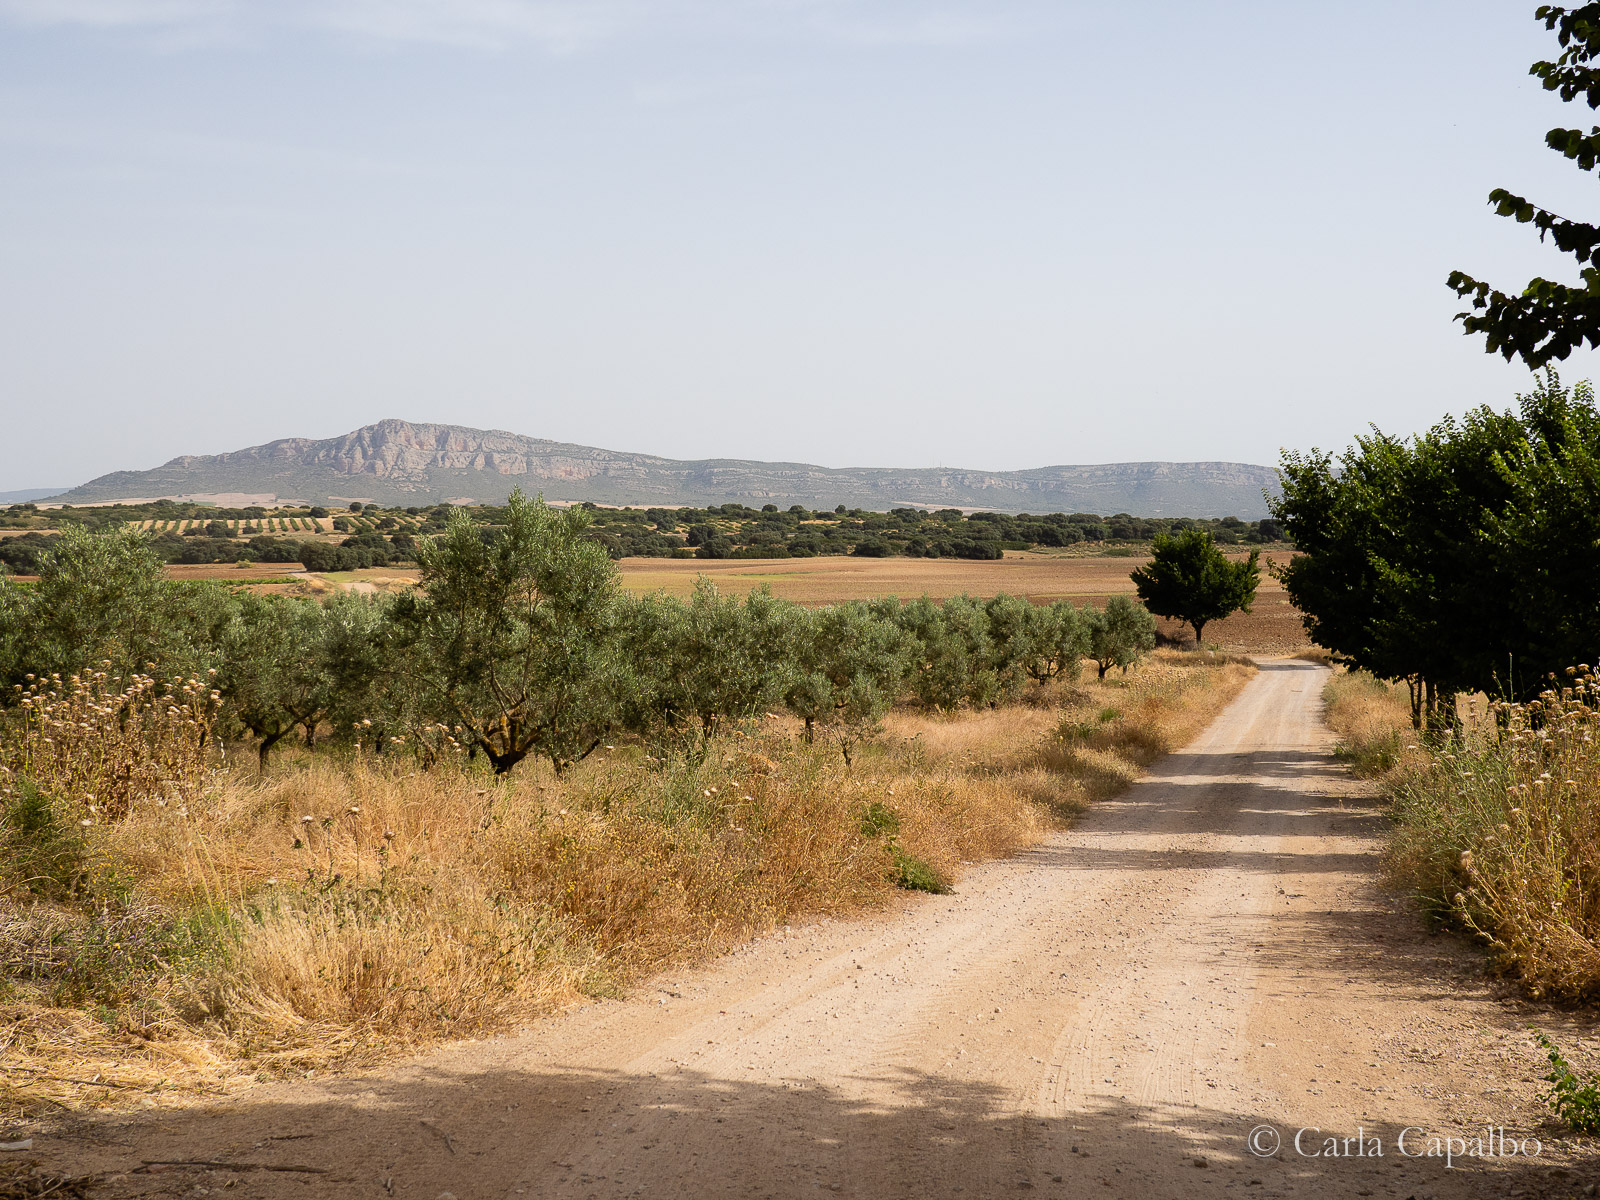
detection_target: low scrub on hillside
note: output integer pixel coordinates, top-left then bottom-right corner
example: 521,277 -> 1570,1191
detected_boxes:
0,652 -> 1251,1118
1325,666 -> 1600,999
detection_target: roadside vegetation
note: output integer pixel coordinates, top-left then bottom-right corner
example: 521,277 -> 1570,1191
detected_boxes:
0,496 -> 1252,1116
1278,363 -> 1600,1000
1325,666 -> 1600,1000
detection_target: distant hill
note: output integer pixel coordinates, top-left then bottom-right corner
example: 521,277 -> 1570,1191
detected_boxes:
0,488 -> 69,505
45,420 -> 1280,518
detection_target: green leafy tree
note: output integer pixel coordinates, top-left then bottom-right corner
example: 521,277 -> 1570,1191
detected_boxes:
1483,375 -> 1600,684
982,593 -> 1042,701
785,602 -> 914,763
1449,6 -> 1600,366
1273,440 -> 1423,697
219,594 -> 338,769
632,580 -> 799,742
1130,530 -> 1260,647
1273,372 -> 1600,725
391,489 -> 629,775
1085,596 -> 1156,679
317,591 -> 392,743
0,581 -> 28,692
612,592 -> 688,740
12,526 -> 183,684
894,595 -> 1000,711
1019,601 -> 1091,683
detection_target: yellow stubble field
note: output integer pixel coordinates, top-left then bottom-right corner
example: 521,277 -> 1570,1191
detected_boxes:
114,550 -> 1305,653
615,551 -> 1306,653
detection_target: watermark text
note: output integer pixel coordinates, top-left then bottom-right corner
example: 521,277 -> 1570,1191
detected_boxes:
1246,1124 -> 1541,1169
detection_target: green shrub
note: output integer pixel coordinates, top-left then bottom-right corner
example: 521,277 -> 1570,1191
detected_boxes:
1,779 -> 89,900
1536,1031 -> 1600,1133
891,848 -> 950,894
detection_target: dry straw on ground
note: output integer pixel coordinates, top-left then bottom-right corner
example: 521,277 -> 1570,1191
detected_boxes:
0,652 -> 1253,1121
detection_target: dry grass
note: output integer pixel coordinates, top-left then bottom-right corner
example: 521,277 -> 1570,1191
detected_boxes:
1293,646 -> 1338,666
1323,666 -> 1600,1000
1,652 -> 1254,1121
1322,669 -> 1414,777
1029,653 -> 1260,810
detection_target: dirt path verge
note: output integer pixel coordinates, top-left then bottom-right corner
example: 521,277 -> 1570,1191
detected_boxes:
18,659 -> 1600,1198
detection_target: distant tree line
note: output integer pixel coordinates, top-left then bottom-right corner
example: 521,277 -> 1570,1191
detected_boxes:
0,492 -> 1160,773
573,504 -> 1281,560
0,529 -> 419,573
0,497 -> 440,531
1,497 -> 1284,572
0,500 -> 446,573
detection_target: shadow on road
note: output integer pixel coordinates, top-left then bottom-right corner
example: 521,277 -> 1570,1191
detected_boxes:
39,1055 -> 1591,1199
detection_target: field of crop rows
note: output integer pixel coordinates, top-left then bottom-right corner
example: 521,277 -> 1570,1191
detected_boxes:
131,514 -> 430,536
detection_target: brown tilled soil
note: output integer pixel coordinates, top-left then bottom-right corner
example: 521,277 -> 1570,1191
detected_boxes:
15,660 -> 1599,1199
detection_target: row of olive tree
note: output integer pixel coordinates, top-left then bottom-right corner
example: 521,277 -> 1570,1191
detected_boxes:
0,491 -> 1159,774
373,491 -> 1154,772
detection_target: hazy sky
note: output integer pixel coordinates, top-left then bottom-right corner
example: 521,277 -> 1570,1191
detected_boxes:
3,1 -> 1598,490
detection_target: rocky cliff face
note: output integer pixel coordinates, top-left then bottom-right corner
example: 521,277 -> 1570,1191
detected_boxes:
50,420 -> 1280,517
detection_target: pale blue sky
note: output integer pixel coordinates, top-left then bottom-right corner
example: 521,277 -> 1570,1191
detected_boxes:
2,1 -> 1595,491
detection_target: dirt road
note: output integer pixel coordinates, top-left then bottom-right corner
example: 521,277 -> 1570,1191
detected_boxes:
36,661 -> 1600,1197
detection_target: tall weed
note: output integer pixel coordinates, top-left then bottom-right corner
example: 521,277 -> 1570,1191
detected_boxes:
1325,665 -> 1600,999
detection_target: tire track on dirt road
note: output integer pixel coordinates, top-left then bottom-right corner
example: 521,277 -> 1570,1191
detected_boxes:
38,660 -> 1600,1198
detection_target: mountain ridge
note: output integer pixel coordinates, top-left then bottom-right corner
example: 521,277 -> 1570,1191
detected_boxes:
44,419 -> 1280,518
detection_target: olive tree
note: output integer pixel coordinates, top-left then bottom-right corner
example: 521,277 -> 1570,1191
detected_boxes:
786,602 -> 914,764
219,593 -> 339,769
983,593 -> 1042,702
15,525 -> 173,683
894,595 -> 1000,711
1085,596 -> 1156,679
631,580 -> 800,743
391,489 -> 630,775
1020,601 -> 1091,683
1,525 -> 232,695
